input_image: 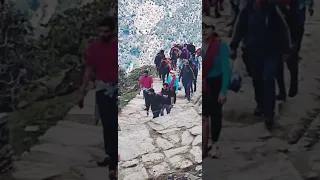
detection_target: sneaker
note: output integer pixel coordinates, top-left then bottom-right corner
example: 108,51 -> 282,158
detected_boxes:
265,120 -> 274,130
262,117 -> 274,130
288,84 -> 298,97
208,142 -> 220,158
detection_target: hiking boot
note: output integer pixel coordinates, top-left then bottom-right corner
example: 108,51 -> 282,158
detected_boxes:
97,157 -> 109,167
276,93 -> 286,101
254,107 -> 263,116
263,118 -> 274,130
288,83 -> 298,97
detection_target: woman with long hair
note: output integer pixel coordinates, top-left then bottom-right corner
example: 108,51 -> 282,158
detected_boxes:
202,16 -> 231,158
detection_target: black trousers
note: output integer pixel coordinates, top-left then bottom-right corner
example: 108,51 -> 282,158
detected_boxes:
276,53 -> 298,95
172,86 -> 177,104
203,76 -> 222,142
241,46 -> 252,76
96,90 -> 118,170
160,70 -> 169,84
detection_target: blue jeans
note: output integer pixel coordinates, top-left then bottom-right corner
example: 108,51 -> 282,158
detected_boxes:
160,104 -> 171,116
250,51 -> 280,121
183,80 -> 192,100
152,110 -> 160,118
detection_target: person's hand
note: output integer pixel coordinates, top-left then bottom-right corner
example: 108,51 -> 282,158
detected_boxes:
77,92 -> 85,108
218,93 -> 227,105
309,7 -> 314,16
230,49 -> 237,60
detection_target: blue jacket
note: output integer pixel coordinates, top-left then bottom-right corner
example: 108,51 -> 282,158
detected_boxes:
167,76 -> 179,91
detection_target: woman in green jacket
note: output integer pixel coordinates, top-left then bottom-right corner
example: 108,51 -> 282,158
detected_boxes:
202,16 -> 231,159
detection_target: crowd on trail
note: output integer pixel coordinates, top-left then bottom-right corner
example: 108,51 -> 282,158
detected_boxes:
138,42 -> 201,119
202,0 -> 315,160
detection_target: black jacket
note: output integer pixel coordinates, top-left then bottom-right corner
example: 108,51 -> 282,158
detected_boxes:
230,1 -> 292,55
146,94 -> 165,111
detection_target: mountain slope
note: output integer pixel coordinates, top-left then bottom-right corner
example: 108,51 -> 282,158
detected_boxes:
118,0 -> 201,72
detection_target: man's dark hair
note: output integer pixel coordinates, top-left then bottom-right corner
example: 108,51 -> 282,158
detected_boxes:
144,70 -> 149,74
148,88 -> 155,93
160,50 -> 164,53
162,57 -> 166,60
99,17 -> 116,30
163,83 -> 168,86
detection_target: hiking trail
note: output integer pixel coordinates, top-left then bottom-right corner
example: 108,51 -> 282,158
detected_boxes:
11,89 -> 112,180
203,2 -> 320,180
118,73 -> 202,180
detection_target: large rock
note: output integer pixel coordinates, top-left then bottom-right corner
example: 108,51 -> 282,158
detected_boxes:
119,164 -> 149,180
118,124 -> 155,161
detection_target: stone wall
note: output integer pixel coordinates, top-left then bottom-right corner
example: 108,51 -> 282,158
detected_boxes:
0,113 -> 13,174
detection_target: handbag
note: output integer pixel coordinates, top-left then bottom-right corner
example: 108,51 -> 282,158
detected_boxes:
228,61 -> 242,93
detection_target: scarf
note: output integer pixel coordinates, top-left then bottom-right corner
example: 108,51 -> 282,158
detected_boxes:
168,76 -> 176,91
202,35 -> 222,95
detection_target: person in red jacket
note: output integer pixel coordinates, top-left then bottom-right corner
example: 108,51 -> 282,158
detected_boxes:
77,16 -> 118,179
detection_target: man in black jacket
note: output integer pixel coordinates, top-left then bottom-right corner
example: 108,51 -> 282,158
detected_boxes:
179,62 -> 195,101
146,88 -> 165,118
187,42 -> 196,58
230,0 -> 292,129
155,50 -> 165,78
275,0 -> 300,101
160,83 -> 174,116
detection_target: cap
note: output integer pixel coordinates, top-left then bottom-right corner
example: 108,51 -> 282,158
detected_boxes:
148,88 -> 155,93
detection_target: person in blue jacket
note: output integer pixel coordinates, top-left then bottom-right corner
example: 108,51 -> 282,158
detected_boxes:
167,70 -> 179,104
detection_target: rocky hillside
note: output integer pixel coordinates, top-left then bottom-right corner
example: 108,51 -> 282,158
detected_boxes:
0,0 -> 117,112
118,0 -> 201,72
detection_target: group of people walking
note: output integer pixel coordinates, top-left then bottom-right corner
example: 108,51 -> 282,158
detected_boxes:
139,70 -> 177,118
202,0 -> 314,159
154,43 -> 201,101
140,42 -> 202,119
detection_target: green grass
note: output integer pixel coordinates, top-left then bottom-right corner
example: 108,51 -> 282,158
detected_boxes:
8,93 -> 77,155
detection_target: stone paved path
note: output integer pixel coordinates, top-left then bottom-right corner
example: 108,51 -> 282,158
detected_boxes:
203,2 -> 320,180
12,89 -> 111,180
118,73 -> 202,180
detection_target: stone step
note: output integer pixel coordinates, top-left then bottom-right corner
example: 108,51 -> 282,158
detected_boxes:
12,161 -> 71,180
38,125 -> 103,147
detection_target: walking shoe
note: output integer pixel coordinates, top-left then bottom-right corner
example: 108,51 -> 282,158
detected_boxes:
253,107 -> 263,116
208,142 -> 220,158
264,120 -> 274,130
97,157 -> 109,167
288,84 -> 298,97
262,117 -> 274,130
276,93 -> 286,101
